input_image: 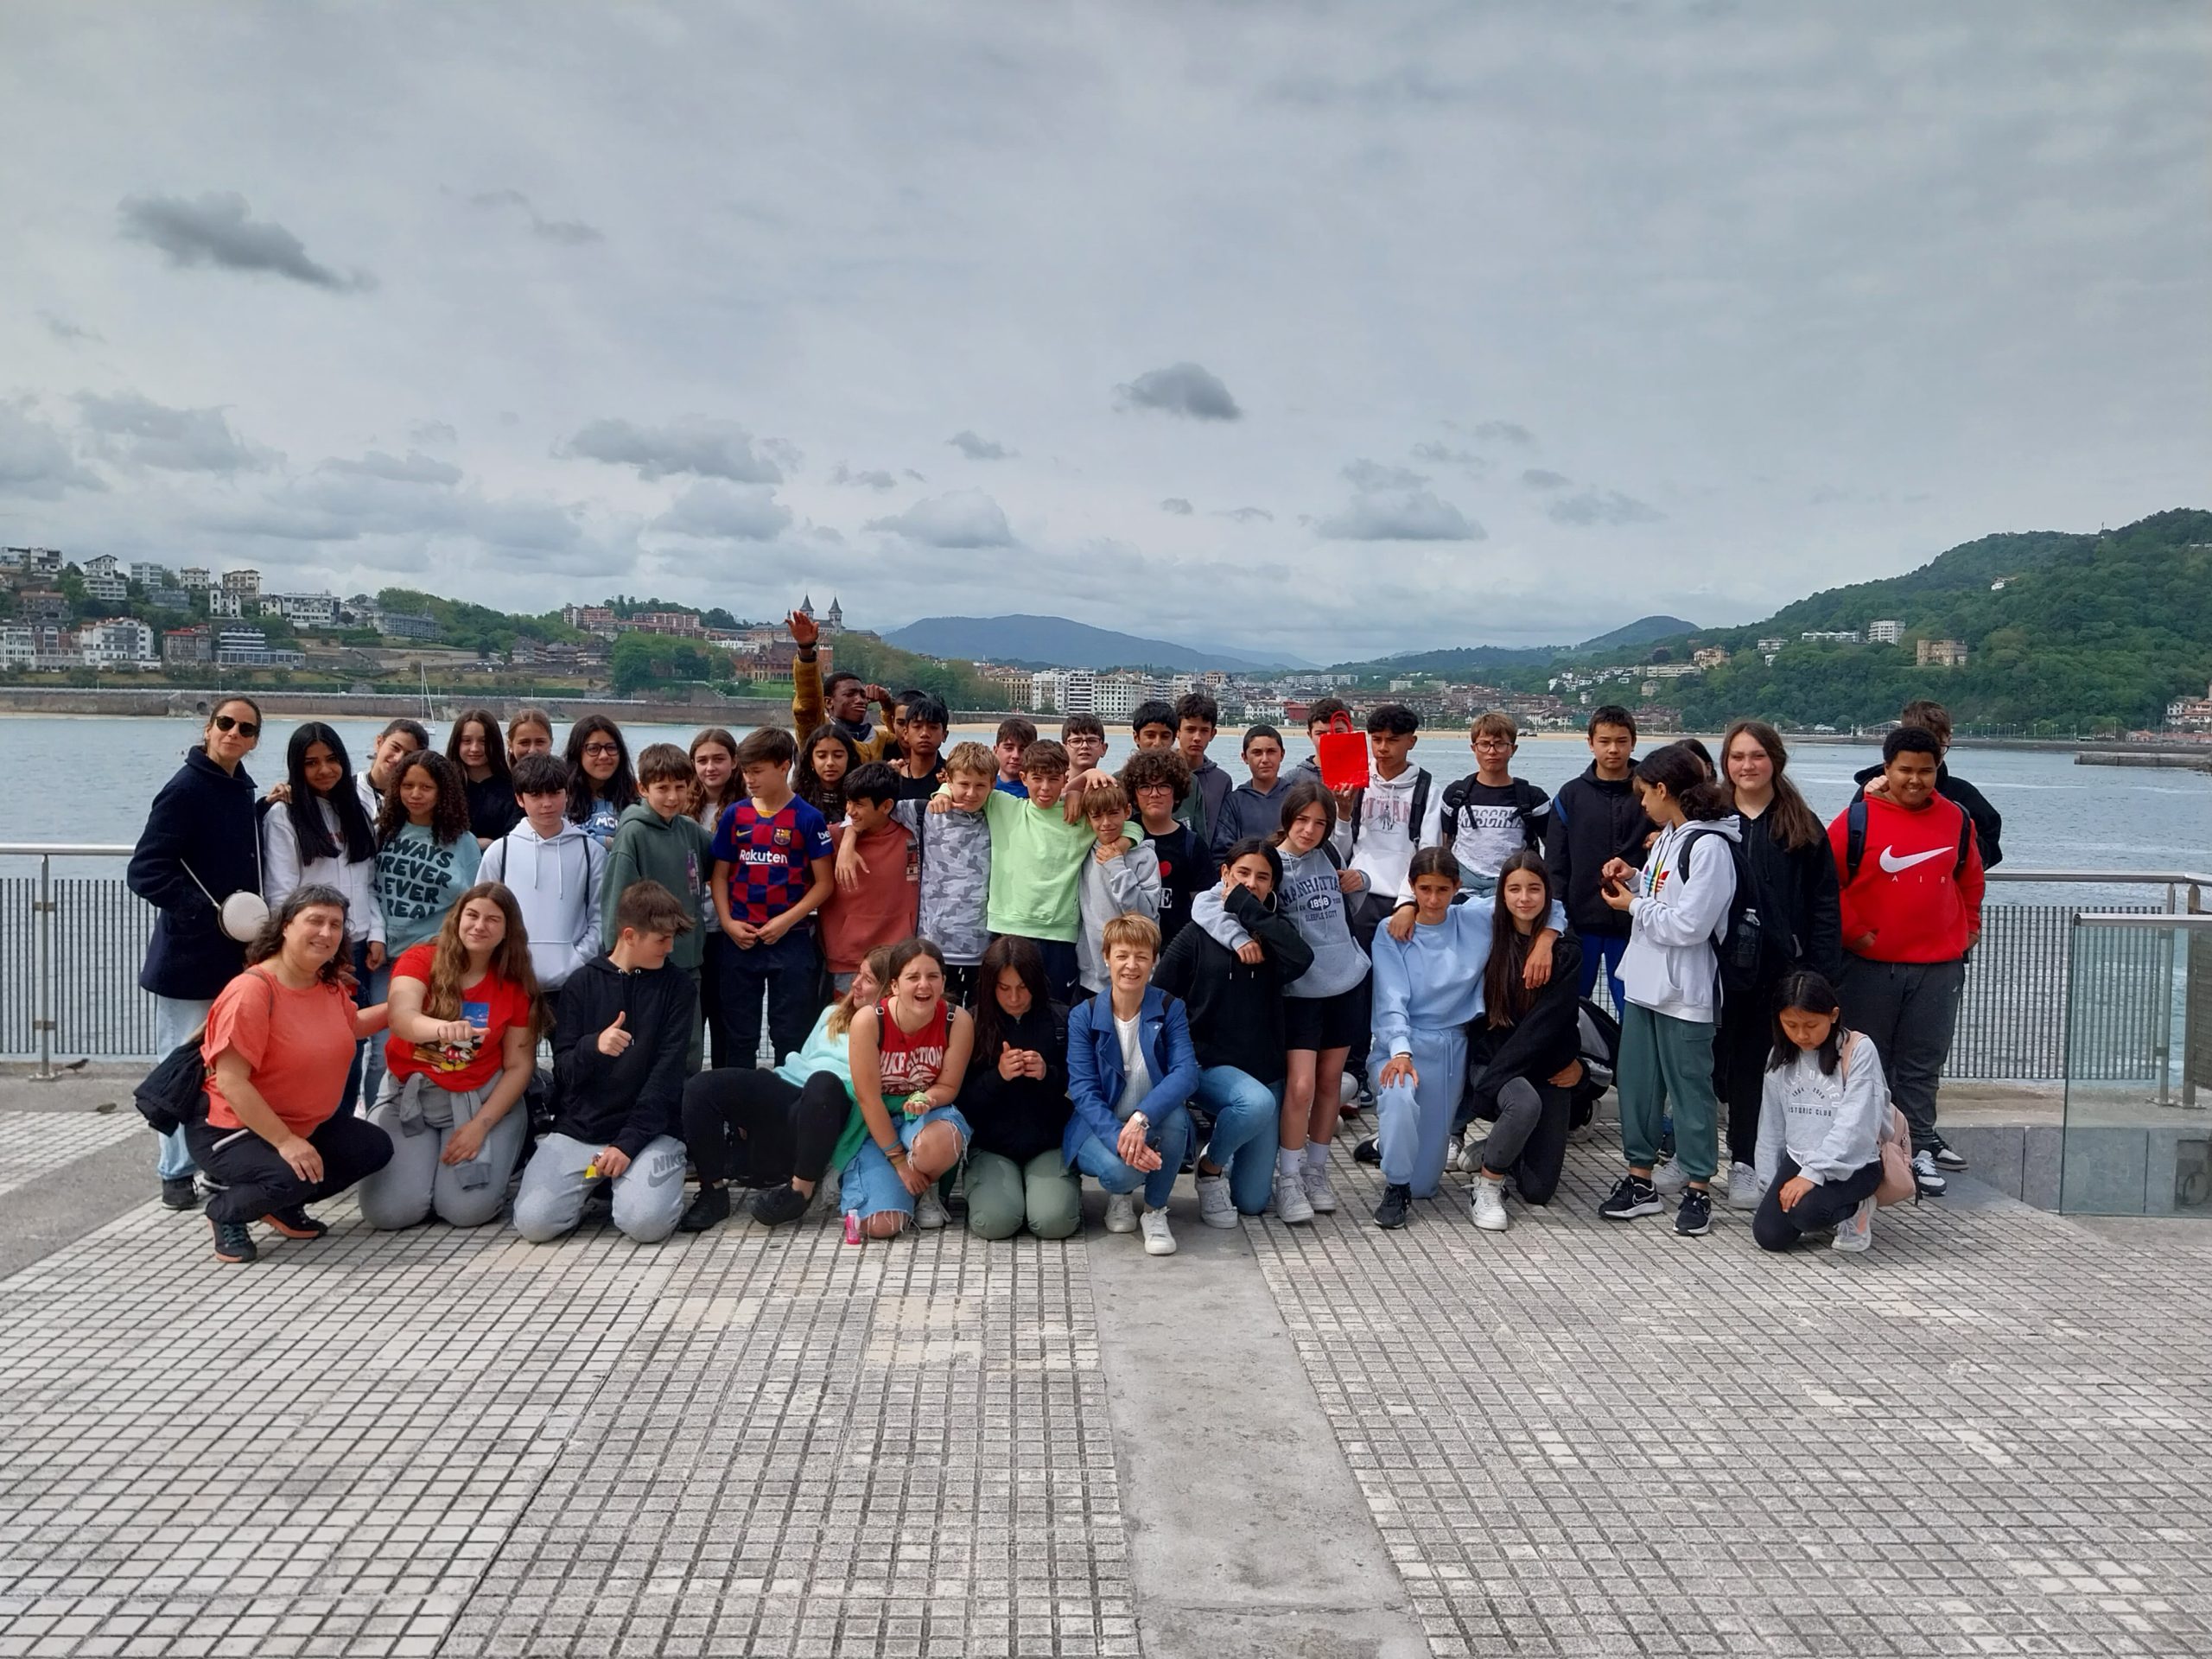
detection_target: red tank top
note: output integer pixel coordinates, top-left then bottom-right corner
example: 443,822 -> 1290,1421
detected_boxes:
875,996 -> 950,1097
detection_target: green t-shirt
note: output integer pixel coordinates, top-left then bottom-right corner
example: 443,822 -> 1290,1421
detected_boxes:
978,790 -> 1139,943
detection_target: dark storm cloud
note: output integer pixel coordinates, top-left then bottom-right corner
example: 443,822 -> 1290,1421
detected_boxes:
948,429 -> 1015,460
118,192 -> 374,291
1116,362 -> 1243,421
559,416 -> 784,483
1548,489 -> 1663,525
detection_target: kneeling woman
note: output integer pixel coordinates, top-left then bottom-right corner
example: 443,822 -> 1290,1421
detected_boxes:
678,944 -> 892,1232
188,887 -> 396,1263
1462,851 -> 1585,1231
1754,970 -> 1888,1255
840,938 -> 976,1239
1370,848 -> 1557,1229
357,882 -> 543,1230
960,937 -> 1080,1240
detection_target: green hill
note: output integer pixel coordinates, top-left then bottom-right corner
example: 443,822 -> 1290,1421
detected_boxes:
1576,613 -> 1700,652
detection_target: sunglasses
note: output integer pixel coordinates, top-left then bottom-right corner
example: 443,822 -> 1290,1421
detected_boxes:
212,714 -> 261,738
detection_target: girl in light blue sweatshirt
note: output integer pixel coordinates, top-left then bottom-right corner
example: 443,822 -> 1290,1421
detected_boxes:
1368,847 -> 1560,1227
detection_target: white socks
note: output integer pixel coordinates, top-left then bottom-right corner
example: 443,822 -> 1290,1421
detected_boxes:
1276,1146 -> 1303,1178
1304,1141 -> 1329,1173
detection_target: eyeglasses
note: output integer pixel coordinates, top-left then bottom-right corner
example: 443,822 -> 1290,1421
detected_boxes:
213,714 -> 260,738
582,742 -> 621,757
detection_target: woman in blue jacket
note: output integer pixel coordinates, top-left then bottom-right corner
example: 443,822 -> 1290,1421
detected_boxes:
1064,913 -> 1199,1256
127,696 -> 266,1211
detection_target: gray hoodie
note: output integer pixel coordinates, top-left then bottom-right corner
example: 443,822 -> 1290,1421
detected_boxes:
1077,836 -> 1161,994
479,818 -> 607,990
1274,844 -> 1371,999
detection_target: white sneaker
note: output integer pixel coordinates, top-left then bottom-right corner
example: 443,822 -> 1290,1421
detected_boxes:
1194,1173 -> 1238,1229
1104,1192 -> 1139,1234
1140,1208 -> 1177,1255
1273,1170 -> 1316,1224
1911,1149 -> 1948,1198
1832,1195 -> 1875,1253
1726,1162 -> 1764,1211
914,1188 -> 948,1230
1303,1161 -> 1338,1214
1446,1135 -> 1464,1171
1470,1178 -> 1508,1232
1651,1157 -> 1688,1197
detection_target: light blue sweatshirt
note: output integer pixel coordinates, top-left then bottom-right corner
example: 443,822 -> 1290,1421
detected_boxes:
775,1005 -> 855,1096
1370,898 -> 1566,1058
1274,845 -> 1371,999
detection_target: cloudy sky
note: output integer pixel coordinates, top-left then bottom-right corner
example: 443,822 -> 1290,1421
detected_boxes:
3,3 -> 2205,663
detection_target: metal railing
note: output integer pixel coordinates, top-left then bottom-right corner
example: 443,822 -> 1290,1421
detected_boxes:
3,845 -> 2208,1085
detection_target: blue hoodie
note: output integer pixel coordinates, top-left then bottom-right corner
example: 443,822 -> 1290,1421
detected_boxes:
1369,896 -> 1567,1062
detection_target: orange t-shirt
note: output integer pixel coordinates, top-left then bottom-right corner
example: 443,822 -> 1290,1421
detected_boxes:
201,968 -> 359,1136
380,943 -> 531,1094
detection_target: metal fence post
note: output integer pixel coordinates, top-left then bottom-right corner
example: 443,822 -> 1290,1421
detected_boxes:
33,852 -> 55,1082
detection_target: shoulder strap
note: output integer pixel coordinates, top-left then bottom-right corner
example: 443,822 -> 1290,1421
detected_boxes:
1845,797 -> 1868,881
1320,840 -> 1344,871
1406,769 -> 1433,843
1513,779 -> 1547,842
1954,807 -> 1972,878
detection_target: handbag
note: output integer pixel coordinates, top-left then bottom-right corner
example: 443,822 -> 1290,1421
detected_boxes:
182,839 -> 270,944
1313,711 -> 1369,792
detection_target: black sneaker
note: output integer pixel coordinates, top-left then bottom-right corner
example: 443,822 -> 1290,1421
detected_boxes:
1674,1188 -> 1712,1237
207,1215 -> 257,1263
749,1182 -> 811,1227
265,1205 -> 327,1240
1599,1174 -> 1662,1221
677,1185 -> 731,1233
1931,1141 -> 1968,1172
161,1175 -> 200,1211
1374,1183 -> 1413,1230
1352,1136 -> 1381,1166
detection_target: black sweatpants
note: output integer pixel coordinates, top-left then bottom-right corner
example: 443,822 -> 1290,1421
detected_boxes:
185,1114 -> 394,1224
1751,1155 -> 1884,1252
1718,995 -> 1774,1168
681,1067 -> 849,1189
1465,1077 -> 1573,1205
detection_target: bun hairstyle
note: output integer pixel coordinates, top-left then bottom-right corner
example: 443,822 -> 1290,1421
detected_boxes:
1632,741 -> 1732,823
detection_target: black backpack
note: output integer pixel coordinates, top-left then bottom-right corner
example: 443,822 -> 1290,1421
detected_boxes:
1843,796 -> 1974,882
1345,769 -> 1433,848
135,1038 -> 212,1138
1676,825 -> 1768,1002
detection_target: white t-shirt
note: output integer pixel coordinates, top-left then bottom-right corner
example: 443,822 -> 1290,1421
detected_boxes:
1115,1013 -> 1151,1122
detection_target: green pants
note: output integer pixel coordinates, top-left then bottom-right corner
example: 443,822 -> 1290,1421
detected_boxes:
964,1148 -> 1081,1240
1617,1002 -> 1719,1182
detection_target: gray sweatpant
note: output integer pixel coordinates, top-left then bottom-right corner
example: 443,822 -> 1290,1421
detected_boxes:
1838,955 -> 1963,1154
357,1073 -> 528,1230
512,1131 -> 687,1244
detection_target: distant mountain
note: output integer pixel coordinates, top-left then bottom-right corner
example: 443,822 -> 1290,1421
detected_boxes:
1575,614 -> 1700,652
882,613 -> 1313,673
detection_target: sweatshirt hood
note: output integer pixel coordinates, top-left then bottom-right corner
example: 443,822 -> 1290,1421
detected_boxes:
505,815 -> 590,900
1678,814 -> 1743,844
617,802 -> 674,832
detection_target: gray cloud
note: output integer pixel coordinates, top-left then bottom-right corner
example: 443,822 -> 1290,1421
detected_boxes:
1521,468 -> 1572,490
829,463 -> 897,490
321,449 -> 462,486
1548,489 -> 1664,526
948,429 -> 1015,460
867,488 -> 1015,548
559,416 -> 783,482
467,188 -> 605,245
41,313 -> 103,345
1411,442 -> 1484,474
1471,421 -> 1535,446
118,192 -> 373,290
1343,458 -> 1429,492
651,481 -> 793,541
77,391 -> 278,473
1217,505 -> 1274,523
0,400 -> 105,497
1160,496 -> 1193,514
1116,361 -> 1243,421
1319,489 -> 1484,541
406,420 -> 457,447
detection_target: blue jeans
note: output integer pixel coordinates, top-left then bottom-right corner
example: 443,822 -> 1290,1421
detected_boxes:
357,962 -> 394,1115
1073,1106 -> 1191,1211
152,995 -> 213,1179
1193,1066 -> 1281,1215
1578,931 -> 1629,1015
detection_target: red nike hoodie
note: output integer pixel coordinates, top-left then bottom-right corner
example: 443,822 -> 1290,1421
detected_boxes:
1828,792 -> 1985,963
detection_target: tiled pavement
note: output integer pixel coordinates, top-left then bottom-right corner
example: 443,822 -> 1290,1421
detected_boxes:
0,1112 -> 138,1200
3,1119 -> 2210,1657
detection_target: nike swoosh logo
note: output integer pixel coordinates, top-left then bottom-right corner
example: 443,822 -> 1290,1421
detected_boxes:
1878,845 -> 1950,874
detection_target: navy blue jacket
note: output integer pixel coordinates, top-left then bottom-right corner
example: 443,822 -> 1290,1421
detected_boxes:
1063,985 -> 1199,1162
128,749 -> 264,1001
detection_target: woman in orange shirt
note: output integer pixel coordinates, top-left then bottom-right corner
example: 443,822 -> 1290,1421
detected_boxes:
187,886 -> 395,1264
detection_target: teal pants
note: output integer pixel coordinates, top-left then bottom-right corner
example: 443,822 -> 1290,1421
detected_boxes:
965,1148 -> 1082,1240
1617,1003 -> 1719,1183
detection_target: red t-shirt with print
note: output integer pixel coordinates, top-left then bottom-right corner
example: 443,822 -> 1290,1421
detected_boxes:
381,943 -> 532,1094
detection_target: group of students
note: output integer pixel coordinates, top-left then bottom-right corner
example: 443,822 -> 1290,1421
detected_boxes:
128,617 -> 1994,1264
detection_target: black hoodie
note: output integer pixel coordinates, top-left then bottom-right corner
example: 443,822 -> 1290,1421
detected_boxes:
957,1001 -> 1071,1166
1851,760 -> 2003,869
1546,765 -> 1654,939
548,952 -> 692,1156
1151,880 -> 1316,1084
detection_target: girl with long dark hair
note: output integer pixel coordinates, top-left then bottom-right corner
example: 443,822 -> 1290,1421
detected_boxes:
795,722 -> 859,825
448,708 -> 520,842
957,937 -> 1079,1239
1752,970 -> 1888,1254
564,715 -> 638,845
366,751 -> 482,1109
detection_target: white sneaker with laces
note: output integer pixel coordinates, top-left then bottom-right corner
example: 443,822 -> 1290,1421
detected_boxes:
1911,1149 -> 1948,1197
914,1188 -> 949,1230
1194,1173 -> 1238,1229
1471,1178 -> 1509,1232
1303,1161 -> 1338,1214
1273,1170 -> 1316,1224
1140,1208 -> 1178,1256
1832,1195 -> 1876,1253
1726,1162 -> 1764,1211
1104,1192 -> 1139,1234
1651,1157 -> 1689,1197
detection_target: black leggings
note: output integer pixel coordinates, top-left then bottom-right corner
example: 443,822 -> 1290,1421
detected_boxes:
1752,1155 -> 1884,1251
1718,995 -> 1774,1166
681,1068 -> 848,1188
185,1113 -> 394,1224
1467,1077 -> 1572,1205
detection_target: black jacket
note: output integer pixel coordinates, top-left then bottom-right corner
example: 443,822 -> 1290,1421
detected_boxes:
1468,932 -> 1585,1111
1151,883 -> 1315,1084
464,773 -> 523,842
1852,760 -> 2003,869
957,1001 -> 1071,1166
128,749 -> 264,1001
1546,766 -> 1652,939
548,953 -> 691,1156
1737,806 -> 1843,982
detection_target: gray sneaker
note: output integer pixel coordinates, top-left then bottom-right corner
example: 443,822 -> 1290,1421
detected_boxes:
1104,1192 -> 1139,1234
1194,1173 -> 1238,1229
1302,1161 -> 1339,1214
1273,1170 -> 1316,1224
1911,1149 -> 1948,1198
914,1188 -> 949,1230
1832,1195 -> 1875,1253
1651,1157 -> 1689,1197
1726,1162 -> 1764,1211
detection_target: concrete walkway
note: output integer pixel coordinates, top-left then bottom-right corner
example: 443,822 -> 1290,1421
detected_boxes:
3,1074 -> 2211,1656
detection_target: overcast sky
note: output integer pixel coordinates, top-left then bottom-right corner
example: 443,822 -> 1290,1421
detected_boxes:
3,3 -> 2205,662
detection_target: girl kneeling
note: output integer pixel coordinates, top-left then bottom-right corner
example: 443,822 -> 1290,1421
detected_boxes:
841,938 -> 976,1239
1754,971 -> 1887,1255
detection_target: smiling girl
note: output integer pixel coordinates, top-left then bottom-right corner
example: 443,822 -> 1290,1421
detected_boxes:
448,707 -> 520,842
367,751 -> 482,1109
564,715 -> 639,846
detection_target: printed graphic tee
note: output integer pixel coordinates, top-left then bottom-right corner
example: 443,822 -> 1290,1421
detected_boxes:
381,943 -> 532,1093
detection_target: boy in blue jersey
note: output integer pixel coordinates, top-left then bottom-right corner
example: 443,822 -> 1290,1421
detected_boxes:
708,727 -> 834,1066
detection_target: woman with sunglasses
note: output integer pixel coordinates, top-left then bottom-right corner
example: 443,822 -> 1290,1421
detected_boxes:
563,715 -> 638,848
127,696 -> 268,1211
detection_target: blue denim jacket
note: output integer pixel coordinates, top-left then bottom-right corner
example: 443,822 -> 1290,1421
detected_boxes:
1063,985 -> 1199,1162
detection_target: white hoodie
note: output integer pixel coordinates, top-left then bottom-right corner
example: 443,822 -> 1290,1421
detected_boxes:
1619,817 -> 1739,1022
1755,1033 -> 1889,1188
1326,765 -> 1446,906
479,818 -> 607,990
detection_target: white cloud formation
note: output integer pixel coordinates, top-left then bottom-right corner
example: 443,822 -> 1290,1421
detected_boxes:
0,400 -> 105,498
867,489 -> 1016,548
1160,496 -> 1193,514
830,463 -> 897,490
559,416 -> 784,483
1343,458 -> 1429,493
651,481 -> 794,541
1521,468 -> 1571,490
1548,489 -> 1663,526
947,429 -> 1014,460
1319,489 -> 1484,541
77,391 -> 278,473
467,188 -> 605,246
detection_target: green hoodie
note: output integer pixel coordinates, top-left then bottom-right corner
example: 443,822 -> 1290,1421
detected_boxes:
601,802 -> 713,970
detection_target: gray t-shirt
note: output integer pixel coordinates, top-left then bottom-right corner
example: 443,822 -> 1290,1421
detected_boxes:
897,800 -> 992,967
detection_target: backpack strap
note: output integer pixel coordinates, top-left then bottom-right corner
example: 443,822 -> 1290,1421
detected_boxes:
1346,786 -> 1365,849
1845,796 -> 1869,881
1513,779 -> 1548,847
1405,768 -> 1433,845
1953,807 -> 1972,878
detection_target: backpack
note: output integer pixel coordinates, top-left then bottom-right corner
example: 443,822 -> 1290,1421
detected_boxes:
1843,796 -> 1972,883
1440,774 -> 1548,852
1346,768 -> 1433,849
1569,996 -> 1619,1129
1841,1031 -> 1919,1208
1675,824 -> 1768,1002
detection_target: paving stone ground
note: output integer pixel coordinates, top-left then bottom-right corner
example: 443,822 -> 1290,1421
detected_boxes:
3,1098 -> 2209,1658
